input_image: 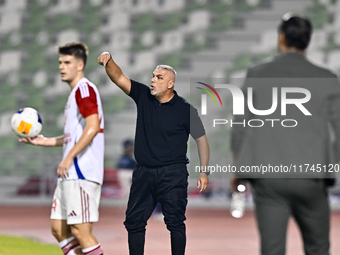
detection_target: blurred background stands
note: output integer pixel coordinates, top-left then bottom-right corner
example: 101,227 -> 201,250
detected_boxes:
1,0 -> 340,207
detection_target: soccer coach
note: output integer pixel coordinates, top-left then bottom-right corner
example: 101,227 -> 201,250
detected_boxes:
98,53 -> 209,255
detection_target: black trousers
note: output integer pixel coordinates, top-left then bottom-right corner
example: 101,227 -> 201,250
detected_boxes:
251,179 -> 330,255
124,163 -> 188,255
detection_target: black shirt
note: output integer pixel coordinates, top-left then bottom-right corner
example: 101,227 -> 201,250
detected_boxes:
129,79 -> 205,167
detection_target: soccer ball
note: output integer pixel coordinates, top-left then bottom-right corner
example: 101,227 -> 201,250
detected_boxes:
11,107 -> 43,138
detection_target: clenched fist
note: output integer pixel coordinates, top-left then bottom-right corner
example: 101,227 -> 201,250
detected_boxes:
98,52 -> 112,67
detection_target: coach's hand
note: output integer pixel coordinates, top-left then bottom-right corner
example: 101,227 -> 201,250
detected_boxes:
197,172 -> 209,193
229,177 -> 246,192
57,156 -> 72,179
98,52 -> 112,67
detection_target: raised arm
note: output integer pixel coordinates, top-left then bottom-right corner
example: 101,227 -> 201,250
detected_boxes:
98,52 -> 131,94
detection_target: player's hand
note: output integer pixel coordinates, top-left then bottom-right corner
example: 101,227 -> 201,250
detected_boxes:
57,156 -> 72,179
229,177 -> 246,192
19,135 -> 45,146
197,172 -> 209,193
98,52 -> 112,67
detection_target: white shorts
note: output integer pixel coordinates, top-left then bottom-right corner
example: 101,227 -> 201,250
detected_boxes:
51,179 -> 101,225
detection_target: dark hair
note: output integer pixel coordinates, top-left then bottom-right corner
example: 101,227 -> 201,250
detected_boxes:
278,14 -> 312,50
58,42 -> 88,67
123,139 -> 134,149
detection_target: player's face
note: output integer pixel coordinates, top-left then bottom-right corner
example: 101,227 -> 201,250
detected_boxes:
59,54 -> 83,85
150,69 -> 174,98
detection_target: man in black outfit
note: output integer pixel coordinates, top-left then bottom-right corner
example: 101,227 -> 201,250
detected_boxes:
98,54 -> 210,255
231,13 -> 340,255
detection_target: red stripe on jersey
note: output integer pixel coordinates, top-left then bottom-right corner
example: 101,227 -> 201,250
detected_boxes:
99,118 -> 104,133
75,83 -> 99,118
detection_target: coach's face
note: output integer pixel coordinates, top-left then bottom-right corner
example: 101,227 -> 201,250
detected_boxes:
150,69 -> 174,98
59,54 -> 84,86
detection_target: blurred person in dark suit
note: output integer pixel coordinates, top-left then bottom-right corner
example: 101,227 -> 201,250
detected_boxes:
230,13 -> 340,255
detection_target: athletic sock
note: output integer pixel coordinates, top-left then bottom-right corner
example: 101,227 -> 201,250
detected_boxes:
59,236 -> 82,255
82,243 -> 104,255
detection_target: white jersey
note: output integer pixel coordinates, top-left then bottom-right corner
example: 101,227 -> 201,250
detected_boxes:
63,77 -> 104,184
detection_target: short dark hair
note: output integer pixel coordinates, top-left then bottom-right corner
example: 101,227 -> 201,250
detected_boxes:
278,14 -> 312,50
123,139 -> 134,149
58,42 -> 88,67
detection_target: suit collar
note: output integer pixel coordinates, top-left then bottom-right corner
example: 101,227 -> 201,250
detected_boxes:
279,51 -> 306,60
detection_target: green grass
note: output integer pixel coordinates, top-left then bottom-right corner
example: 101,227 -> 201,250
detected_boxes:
0,235 -> 60,255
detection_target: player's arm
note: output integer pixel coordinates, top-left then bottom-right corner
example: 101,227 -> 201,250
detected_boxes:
97,52 -> 131,95
57,114 -> 100,178
195,134 -> 210,193
19,135 -> 64,147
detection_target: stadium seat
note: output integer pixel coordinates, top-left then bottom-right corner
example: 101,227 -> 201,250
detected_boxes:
154,30 -> 184,53
246,0 -> 260,6
159,0 -> 185,13
307,50 -> 326,67
250,30 -> 277,54
102,0 -> 133,12
158,13 -> 183,31
55,29 -> 80,47
48,0 -> 80,14
0,0 -> 27,12
44,74 -> 70,97
106,31 -> 133,51
0,112 -> 15,137
134,0 -> 159,13
32,70 -> 48,88
100,12 -> 130,32
0,51 -> 22,75
0,12 -> 22,34
327,50 -> 340,72
184,32 -> 208,52
140,30 -> 156,47
131,13 -> 156,32
210,12 -> 235,31
333,30 -> 340,46
309,30 -> 328,51
51,14 -> 76,32
35,31 -> 50,46
183,10 -> 210,32
162,53 -> 183,69
89,0 -> 105,7
318,0 -> 332,6
79,11 -> 103,33
132,51 -> 156,73
110,51 -> 131,70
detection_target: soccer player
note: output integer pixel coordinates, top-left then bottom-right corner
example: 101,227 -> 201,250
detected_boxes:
98,53 -> 209,255
20,43 -> 105,255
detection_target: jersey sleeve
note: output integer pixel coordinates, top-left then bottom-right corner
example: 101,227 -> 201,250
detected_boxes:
75,83 -> 99,118
128,79 -> 150,105
190,105 -> 206,139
